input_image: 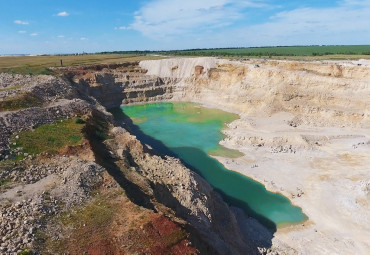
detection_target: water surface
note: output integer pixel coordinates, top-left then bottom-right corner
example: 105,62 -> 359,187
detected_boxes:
121,102 -> 306,228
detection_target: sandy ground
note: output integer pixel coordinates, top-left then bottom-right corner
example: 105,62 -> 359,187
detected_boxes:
214,112 -> 370,254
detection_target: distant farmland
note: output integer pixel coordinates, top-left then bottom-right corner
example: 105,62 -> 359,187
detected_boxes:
1,45 -> 369,75
104,45 -> 370,58
0,54 -> 163,75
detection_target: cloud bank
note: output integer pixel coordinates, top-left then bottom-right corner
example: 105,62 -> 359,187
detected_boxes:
129,0 -> 370,46
129,0 -> 266,40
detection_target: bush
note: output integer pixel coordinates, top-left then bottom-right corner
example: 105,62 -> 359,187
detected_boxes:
75,118 -> 85,124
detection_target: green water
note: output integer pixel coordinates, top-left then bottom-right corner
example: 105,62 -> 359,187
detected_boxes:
121,102 -> 307,228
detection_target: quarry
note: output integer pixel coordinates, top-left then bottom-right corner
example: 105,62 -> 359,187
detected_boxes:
0,57 -> 369,254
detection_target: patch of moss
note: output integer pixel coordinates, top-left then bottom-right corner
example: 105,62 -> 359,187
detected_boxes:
0,85 -> 22,92
75,117 -> 85,124
4,66 -> 54,76
0,93 -> 42,112
17,249 -> 33,255
33,228 -> 65,254
11,118 -> 85,155
164,229 -> 188,247
0,178 -> 11,187
60,198 -> 115,228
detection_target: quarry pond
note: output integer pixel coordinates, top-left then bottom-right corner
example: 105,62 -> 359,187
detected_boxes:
121,102 -> 307,228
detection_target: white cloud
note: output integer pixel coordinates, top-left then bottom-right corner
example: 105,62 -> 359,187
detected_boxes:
130,0 -> 266,39
80,37 -> 88,40
114,26 -> 131,30
18,31 -> 27,34
14,20 -> 29,25
57,11 -> 69,17
127,0 -> 370,47
57,35 -> 65,38
30,33 -> 38,36
228,0 -> 370,46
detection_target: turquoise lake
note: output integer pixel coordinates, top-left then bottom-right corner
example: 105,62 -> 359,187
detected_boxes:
120,102 -> 307,229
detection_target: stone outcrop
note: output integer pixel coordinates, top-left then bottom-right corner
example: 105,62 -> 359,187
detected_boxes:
63,63 -> 175,108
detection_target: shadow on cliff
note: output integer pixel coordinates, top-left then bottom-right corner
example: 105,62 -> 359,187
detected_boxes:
110,107 -> 276,250
84,110 -> 155,210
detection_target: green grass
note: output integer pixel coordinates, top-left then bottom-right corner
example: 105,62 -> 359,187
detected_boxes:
60,196 -> 115,228
163,229 -> 188,247
0,178 -> 11,188
158,45 -> 370,58
17,249 -> 33,255
0,85 -> 22,92
11,118 -> 85,155
0,93 -> 42,112
5,66 -> 54,76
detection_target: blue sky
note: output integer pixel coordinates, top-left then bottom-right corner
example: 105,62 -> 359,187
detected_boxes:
0,0 -> 369,54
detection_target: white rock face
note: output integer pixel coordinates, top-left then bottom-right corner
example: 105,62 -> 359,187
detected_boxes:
140,57 -> 231,78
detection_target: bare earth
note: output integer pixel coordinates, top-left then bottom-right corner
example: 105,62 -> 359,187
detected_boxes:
216,113 -> 370,254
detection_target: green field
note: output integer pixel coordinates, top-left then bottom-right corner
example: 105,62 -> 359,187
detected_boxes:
103,45 -> 370,59
159,45 -> 370,57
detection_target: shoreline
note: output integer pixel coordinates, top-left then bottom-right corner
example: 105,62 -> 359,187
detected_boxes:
161,98 -> 369,254
208,107 -> 370,254
122,100 -> 308,228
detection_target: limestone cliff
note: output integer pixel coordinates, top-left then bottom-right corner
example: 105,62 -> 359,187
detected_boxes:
139,58 -> 370,128
66,58 -> 369,129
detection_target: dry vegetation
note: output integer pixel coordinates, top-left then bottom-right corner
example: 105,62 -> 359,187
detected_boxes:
0,54 -> 164,75
0,93 -> 42,112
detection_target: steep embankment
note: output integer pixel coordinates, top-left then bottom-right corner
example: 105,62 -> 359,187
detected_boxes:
65,57 -> 370,254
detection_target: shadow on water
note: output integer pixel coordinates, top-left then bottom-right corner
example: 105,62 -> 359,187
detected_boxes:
110,107 -> 278,234
172,146 -> 278,231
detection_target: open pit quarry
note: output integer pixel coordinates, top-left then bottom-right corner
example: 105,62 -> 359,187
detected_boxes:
0,57 -> 369,254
